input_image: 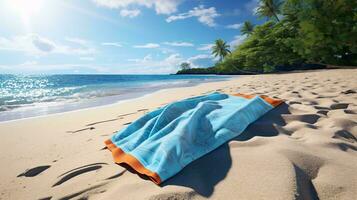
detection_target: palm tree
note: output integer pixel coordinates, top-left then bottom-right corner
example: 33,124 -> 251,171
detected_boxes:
180,62 -> 191,70
212,39 -> 231,62
240,21 -> 255,36
256,0 -> 282,22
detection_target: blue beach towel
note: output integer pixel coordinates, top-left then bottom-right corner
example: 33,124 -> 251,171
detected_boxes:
105,92 -> 282,184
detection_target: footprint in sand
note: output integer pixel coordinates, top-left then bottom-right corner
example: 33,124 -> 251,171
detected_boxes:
289,101 -> 302,105
317,110 -> 329,115
330,103 -> 349,110
313,105 -> 330,116
52,163 -> 107,187
344,110 -> 356,114
282,114 -> 321,124
332,130 -> 357,143
17,165 -> 51,177
341,89 -> 356,94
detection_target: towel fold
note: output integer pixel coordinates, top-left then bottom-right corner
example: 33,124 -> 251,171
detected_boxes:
105,92 -> 282,184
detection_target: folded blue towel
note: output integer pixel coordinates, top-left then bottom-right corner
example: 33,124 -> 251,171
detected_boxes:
105,92 -> 282,184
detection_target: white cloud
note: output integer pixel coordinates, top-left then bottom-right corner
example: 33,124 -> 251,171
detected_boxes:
20,61 -> 38,66
0,52 -> 215,74
0,34 -> 96,56
101,42 -> 122,47
120,9 -> 141,18
0,62 -> 109,73
127,53 -> 214,72
230,35 -> 247,48
92,0 -> 181,15
65,37 -> 90,46
163,41 -> 194,47
186,54 -> 215,68
127,54 -> 153,62
197,44 -> 213,51
80,57 -> 95,61
160,47 -> 176,54
127,53 -> 184,73
188,54 -> 212,61
166,5 -> 220,27
153,0 -> 180,15
133,43 -> 160,48
226,23 -> 243,29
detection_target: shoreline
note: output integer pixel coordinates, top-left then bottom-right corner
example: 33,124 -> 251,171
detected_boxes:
0,69 -> 356,200
0,75 -> 232,123
0,79 -> 225,124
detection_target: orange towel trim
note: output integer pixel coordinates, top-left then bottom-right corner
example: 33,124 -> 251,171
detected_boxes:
233,93 -> 283,107
105,139 -> 162,184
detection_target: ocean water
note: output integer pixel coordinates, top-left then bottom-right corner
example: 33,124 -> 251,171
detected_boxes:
0,74 -> 230,121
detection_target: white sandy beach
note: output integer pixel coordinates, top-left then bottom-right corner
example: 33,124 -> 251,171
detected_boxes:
0,69 -> 356,200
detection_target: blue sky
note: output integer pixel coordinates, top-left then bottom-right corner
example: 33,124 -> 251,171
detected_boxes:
0,0 -> 262,74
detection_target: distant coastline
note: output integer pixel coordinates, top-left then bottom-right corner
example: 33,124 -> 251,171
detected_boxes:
176,64 -> 357,75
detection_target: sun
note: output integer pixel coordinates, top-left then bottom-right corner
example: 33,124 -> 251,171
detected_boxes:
7,0 -> 45,26
11,0 -> 44,15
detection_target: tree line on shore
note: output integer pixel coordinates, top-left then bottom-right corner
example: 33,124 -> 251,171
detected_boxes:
177,0 -> 357,75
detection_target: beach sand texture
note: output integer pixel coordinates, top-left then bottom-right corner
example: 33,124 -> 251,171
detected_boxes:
0,69 -> 356,200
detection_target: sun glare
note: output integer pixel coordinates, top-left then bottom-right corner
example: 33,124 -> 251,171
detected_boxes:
11,0 -> 44,15
7,0 -> 44,27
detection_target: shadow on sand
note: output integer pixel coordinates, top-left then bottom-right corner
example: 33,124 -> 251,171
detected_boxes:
161,103 -> 291,197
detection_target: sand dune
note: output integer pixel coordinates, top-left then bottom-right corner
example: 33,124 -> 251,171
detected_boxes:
0,69 -> 356,200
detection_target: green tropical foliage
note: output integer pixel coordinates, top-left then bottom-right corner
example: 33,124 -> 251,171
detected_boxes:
212,39 -> 231,62
221,21 -> 304,73
180,62 -> 191,70
283,0 -> 357,65
240,21 -> 255,35
177,0 -> 357,75
256,0 -> 283,22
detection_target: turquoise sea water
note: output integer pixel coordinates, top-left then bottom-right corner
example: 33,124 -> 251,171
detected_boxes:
0,74 -> 230,121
